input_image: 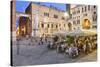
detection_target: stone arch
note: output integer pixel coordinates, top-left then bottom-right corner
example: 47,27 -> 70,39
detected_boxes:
17,16 -> 31,37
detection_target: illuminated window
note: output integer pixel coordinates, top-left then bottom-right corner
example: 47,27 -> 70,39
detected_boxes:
82,19 -> 91,29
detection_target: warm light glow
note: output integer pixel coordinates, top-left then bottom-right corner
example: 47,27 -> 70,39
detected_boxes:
83,19 -> 91,29
16,27 -> 20,36
85,20 -> 89,26
64,12 -> 69,17
85,21 -> 89,26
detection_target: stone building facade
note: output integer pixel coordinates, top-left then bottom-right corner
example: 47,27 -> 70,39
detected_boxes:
68,5 -> 97,32
15,2 -> 97,38
25,3 -> 69,37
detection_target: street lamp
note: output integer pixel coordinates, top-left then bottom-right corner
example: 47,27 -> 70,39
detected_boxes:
64,12 -> 69,18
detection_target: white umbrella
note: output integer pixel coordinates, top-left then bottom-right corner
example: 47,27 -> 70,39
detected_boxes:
82,29 -> 97,36
53,30 -> 67,36
68,29 -> 85,36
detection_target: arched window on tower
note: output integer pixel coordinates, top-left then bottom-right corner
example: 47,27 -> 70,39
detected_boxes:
93,12 -> 97,22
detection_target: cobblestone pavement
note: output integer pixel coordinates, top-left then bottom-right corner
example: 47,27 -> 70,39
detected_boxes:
12,40 -> 97,66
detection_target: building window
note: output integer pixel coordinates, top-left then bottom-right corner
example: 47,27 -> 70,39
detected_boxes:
56,25 -> 58,28
51,24 -> 53,28
85,6 -> 87,12
92,26 -> 97,28
73,11 -> 76,15
73,21 -> 76,25
78,27 -> 80,29
94,5 -> 96,9
78,16 -> 80,18
77,20 -> 80,24
93,12 -> 97,21
74,28 -> 76,30
41,24 -> 44,28
74,17 -> 76,19
88,5 -> 90,11
54,14 -> 58,19
47,24 -> 49,28
64,24 -> 66,27
82,7 -> 84,12
68,22 -> 72,31
94,12 -> 96,14
72,12 -> 74,15
70,14 -> 72,18
84,13 -> 87,16
77,8 -> 80,13
62,17 -> 65,20
44,12 -> 49,17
